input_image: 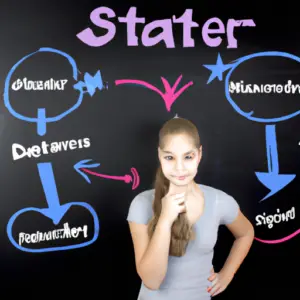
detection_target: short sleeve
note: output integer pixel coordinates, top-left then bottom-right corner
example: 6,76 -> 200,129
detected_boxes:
126,192 -> 153,224
217,190 -> 240,225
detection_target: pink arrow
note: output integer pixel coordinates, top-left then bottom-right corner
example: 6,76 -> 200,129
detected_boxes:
115,75 -> 193,111
80,167 -> 140,190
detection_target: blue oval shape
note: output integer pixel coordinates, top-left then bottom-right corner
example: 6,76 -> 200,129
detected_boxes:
225,51 -> 300,123
7,202 -> 100,253
3,47 -> 84,136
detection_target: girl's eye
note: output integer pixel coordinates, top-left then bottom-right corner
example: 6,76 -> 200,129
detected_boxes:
165,156 -> 173,160
164,155 -> 194,160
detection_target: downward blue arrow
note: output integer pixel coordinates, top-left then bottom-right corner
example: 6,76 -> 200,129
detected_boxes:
38,162 -> 71,225
255,125 -> 296,202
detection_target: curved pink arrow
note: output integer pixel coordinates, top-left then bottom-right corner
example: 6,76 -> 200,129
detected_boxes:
254,228 -> 300,244
81,167 -> 140,190
115,75 -> 193,111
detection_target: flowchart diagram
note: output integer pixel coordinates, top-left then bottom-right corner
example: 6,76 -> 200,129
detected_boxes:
4,47 -> 142,253
203,51 -> 299,201
203,51 -> 299,243
4,47 -> 299,252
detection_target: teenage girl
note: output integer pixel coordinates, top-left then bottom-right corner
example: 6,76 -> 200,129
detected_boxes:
127,117 -> 254,300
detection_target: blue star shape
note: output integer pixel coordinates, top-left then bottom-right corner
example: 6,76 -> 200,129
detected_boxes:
203,53 -> 234,84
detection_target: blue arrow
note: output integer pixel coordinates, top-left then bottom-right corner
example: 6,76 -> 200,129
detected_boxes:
38,162 -> 71,225
255,125 -> 296,201
6,161 -> 100,252
74,159 -> 100,184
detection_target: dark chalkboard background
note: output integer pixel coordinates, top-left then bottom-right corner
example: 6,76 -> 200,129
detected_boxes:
0,1 -> 298,299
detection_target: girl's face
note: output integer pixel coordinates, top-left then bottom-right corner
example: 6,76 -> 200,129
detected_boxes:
158,134 -> 202,187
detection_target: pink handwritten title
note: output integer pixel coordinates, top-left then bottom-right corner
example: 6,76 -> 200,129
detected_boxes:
77,7 -> 256,48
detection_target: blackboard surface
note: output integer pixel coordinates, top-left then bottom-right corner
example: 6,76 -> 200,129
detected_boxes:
0,1 -> 298,299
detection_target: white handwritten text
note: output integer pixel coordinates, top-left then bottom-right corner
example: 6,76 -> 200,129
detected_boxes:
12,137 -> 91,161
11,78 -> 68,91
229,80 -> 300,94
255,207 -> 295,229
18,222 -> 88,246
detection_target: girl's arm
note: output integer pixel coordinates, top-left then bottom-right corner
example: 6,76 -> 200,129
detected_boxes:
128,216 -> 172,290
221,210 -> 254,278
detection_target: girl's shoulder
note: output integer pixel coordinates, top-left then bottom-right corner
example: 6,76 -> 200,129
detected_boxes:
198,183 -> 240,225
126,189 -> 154,224
198,183 -> 234,202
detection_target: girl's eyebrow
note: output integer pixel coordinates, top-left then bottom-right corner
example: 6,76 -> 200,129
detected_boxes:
162,150 -> 194,155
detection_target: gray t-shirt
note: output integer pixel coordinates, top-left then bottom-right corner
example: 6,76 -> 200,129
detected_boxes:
126,183 -> 240,300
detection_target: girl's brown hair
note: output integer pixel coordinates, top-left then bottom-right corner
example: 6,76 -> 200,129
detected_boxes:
147,117 -> 201,257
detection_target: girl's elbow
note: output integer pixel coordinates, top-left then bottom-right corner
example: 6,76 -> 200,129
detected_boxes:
248,223 -> 255,237
143,282 -> 161,290
137,269 -> 164,290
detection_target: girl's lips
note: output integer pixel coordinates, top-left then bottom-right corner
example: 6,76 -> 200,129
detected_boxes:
174,175 -> 188,180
